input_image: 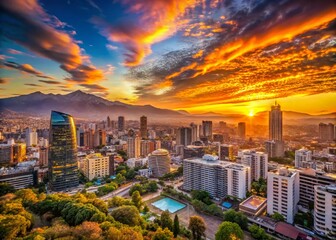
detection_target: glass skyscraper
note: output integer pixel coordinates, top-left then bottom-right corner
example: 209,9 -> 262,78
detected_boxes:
48,111 -> 79,191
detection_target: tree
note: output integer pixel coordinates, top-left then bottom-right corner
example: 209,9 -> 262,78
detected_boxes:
143,205 -> 149,213
131,191 -> 143,210
129,184 -> 144,196
108,196 -> 132,208
125,169 -> 137,180
215,221 -> 243,240
111,205 -> 142,226
0,183 -> 15,197
0,214 -> 31,240
248,224 -> 271,240
271,212 -> 284,222
223,209 -> 248,230
191,190 -> 212,205
173,214 -> 180,237
152,227 -> 174,240
106,226 -> 143,240
188,216 -> 206,240
160,210 -> 173,231
115,173 -> 126,185
146,181 -> 158,192
74,221 -> 102,239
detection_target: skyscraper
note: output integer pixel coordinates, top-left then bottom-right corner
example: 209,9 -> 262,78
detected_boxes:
269,101 -> 283,141
107,116 -> 111,128
118,116 -> 125,132
319,123 -> 335,141
176,127 -> 192,146
202,121 -> 213,139
237,122 -> 246,139
48,111 -> 79,191
127,136 -> 141,158
140,115 -> 147,139
190,123 -> 199,142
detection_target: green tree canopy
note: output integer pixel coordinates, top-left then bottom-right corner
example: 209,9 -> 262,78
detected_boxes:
110,205 -> 142,226
173,214 -> 180,237
248,224 -> 271,240
188,216 -> 206,240
223,209 -> 248,230
0,183 -> 15,197
131,191 -> 143,210
152,227 -> 174,240
271,212 -> 284,222
215,221 -> 243,240
160,210 -> 173,231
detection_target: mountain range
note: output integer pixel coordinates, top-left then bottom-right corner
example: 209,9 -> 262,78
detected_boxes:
0,90 -> 335,124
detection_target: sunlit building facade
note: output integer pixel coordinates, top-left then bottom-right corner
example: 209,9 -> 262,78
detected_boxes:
140,115 -> 147,139
48,111 -> 79,191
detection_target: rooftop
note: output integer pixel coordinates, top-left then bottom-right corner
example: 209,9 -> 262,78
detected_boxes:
240,195 -> 267,210
151,149 -> 169,155
184,157 -> 249,170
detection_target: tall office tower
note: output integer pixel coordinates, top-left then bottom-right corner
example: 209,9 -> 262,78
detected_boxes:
319,123 -> 335,141
127,136 -> 141,158
39,147 -> 49,167
190,123 -> 199,142
148,149 -> 170,177
25,128 -> 38,146
294,148 -> 312,168
219,144 -> 234,161
297,168 -> 336,209
94,129 -> 106,147
48,111 -> 79,191
107,116 -> 111,128
140,115 -> 148,139
77,128 -> 85,147
314,184 -> 336,238
202,121 -> 213,139
140,140 -> 155,157
118,116 -> 125,132
267,168 -> 299,224
264,140 -> 284,158
155,140 -> 161,149
238,150 -> 268,181
176,127 -> 192,146
13,143 -> 26,163
269,102 -> 283,141
183,155 -> 251,199
0,144 -> 13,165
237,122 -> 246,139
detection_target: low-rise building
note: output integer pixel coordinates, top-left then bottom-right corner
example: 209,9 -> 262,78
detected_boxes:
82,154 -> 109,180
239,195 -> 267,217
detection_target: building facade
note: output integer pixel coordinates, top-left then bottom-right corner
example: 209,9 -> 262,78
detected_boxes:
269,102 -> 283,141
267,168 -> 299,224
176,127 -> 192,146
148,149 -> 170,177
202,121 -> 213,139
219,144 -> 234,161
140,115 -> 147,139
127,136 -> 141,158
82,154 -> 109,180
295,149 -> 312,168
118,116 -> 125,132
183,156 -> 251,199
237,122 -> 246,139
238,150 -> 268,181
48,111 -> 79,191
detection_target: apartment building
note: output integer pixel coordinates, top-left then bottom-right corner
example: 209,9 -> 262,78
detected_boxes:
82,154 -> 109,180
267,168 -> 300,224
238,150 -> 268,181
295,149 -> 312,168
183,155 -> 251,199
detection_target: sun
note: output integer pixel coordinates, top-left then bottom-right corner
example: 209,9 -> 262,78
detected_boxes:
248,110 -> 254,117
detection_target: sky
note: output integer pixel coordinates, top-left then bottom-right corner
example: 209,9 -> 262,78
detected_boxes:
0,0 -> 335,116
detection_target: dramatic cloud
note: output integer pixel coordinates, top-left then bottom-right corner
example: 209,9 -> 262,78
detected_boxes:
3,61 -> 54,79
0,78 -> 10,84
0,0 -> 104,84
128,0 -> 336,108
93,0 -> 200,66
38,80 -> 62,85
24,83 -> 41,87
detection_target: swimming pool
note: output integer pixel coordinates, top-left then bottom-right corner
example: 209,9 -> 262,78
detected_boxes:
152,197 -> 186,213
222,201 -> 232,208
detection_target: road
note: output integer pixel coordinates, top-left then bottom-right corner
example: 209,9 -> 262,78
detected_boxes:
99,182 -> 138,201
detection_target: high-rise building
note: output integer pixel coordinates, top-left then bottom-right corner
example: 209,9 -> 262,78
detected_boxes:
238,150 -> 268,181
0,144 -> 13,165
140,140 -> 155,157
269,102 -> 283,141
183,155 -> 251,199
319,123 -> 335,141
314,184 -> 336,238
219,121 -> 226,132
107,116 -> 111,128
48,111 -> 79,191
264,140 -> 284,158
39,147 -> 48,167
267,168 -> 299,224
140,115 -> 147,139
183,145 -> 205,159
237,122 -> 246,139
202,121 -> 213,139
127,136 -> 141,158
94,129 -> 106,147
213,134 -> 224,143
88,129 -> 95,149
82,154 -> 109,180
294,149 -> 312,168
219,144 -> 234,161
13,143 -> 26,163
297,168 -> 336,209
25,128 -> 38,146
190,123 -> 199,142
118,116 -> 125,132
176,127 -> 192,146
148,149 -> 170,177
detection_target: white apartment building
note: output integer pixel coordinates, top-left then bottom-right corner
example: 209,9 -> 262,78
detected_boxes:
126,157 -> 148,169
295,148 -> 312,168
314,184 -> 336,238
238,150 -> 268,181
267,168 -> 300,224
82,154 -> 109,180
183,155 -> 251,199
127,136 -> 141,158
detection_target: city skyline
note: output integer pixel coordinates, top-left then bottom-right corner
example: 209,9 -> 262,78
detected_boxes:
1,0 -> 335,116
